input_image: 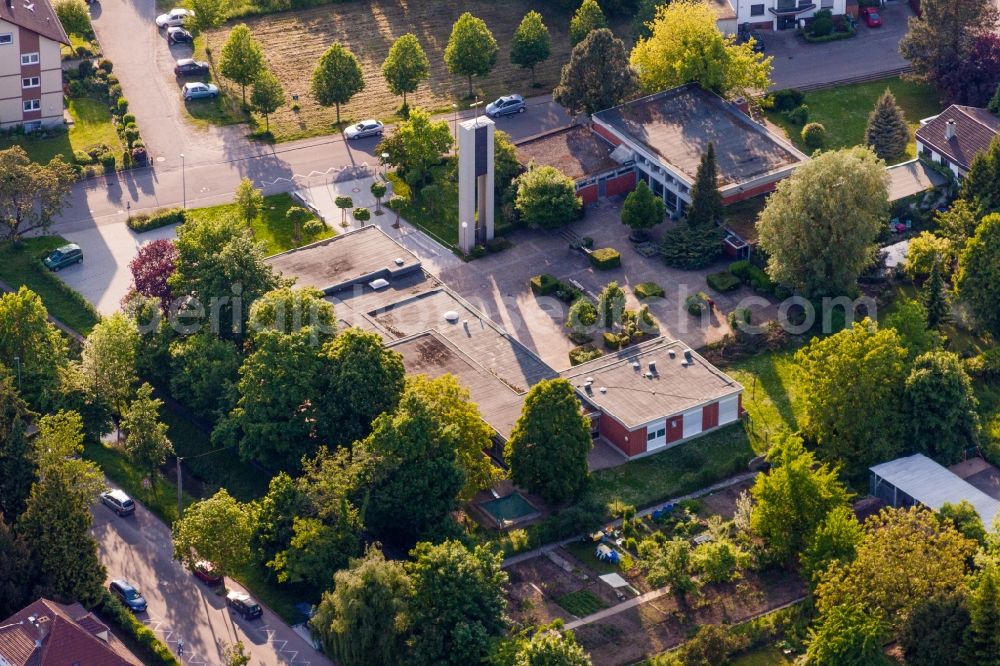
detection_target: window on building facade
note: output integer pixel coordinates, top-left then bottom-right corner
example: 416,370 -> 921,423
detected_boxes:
21,52 -> 39,65
22,99 -> 40,112
0,33 -> 13,45
22,76 -> 40,88
750,4 -> 765,14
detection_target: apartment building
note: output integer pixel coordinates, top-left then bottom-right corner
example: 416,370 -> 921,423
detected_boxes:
0,0 -> 68,130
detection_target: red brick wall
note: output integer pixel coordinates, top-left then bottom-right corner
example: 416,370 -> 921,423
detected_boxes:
577,184 -> 599,205
702,402 -> 720,430
605,171 -> 637,197
591,123 -> 622,147
599,413 -> 646,457
722,181 -> 778,206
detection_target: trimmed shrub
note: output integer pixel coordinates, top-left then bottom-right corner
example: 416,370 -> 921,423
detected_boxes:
686,292 -> 710,316
707,271 -> 741,292
569,344 -> 604,365
73,149 -> 93,165
634,281 -> 665,299
602,331 -> 622,349
127,208 -> 186,232
99,59 -> 113,73
801,122 -> 827,150
122,112 -> 136,125
730,260 -> 773,293
772,88 -> 805,112
785,104 -> 809,125
530,274 -> 560,296
589,247 -> 621,270
99,152 -> 116,173
810,15 -> 834,36
116,97 -> 129,115
728,307 -> 752,329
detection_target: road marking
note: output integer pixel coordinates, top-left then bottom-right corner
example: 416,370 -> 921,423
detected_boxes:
142,617 -> 207,664
257,624 -> 311,665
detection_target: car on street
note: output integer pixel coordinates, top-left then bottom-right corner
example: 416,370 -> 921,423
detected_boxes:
42,243 -> 83,271
861,7 -> 882,26
109,579 -> 148,613
156,7 -> 193,28
192,560 -> 223,586
166,27 -> 193,44
174,58 -> 210,76
485,95 -> 525,118
100,489 -> 136,516
227,591 -> 263,620
343,119 -> 384,140
183,82 -> 219,101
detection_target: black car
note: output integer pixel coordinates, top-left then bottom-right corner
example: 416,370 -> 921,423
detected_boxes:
174,58 -> 210,76
227,591 -> 263,620
109,579 -> 148,613
167,27 -> 193,44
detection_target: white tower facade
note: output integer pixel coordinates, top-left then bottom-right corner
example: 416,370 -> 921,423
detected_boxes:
457,116 -> 495,254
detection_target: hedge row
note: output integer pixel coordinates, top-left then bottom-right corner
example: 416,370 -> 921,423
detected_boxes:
96,590 -> 179,666
634,281 -> 665,300
127,208 -> 186,233
589,247 -> 621,270
707,271 -> 741,293
529,274 -> 583,303
730,260 -> 774,293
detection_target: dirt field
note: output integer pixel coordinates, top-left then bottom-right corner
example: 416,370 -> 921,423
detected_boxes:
204,0 -> 630,140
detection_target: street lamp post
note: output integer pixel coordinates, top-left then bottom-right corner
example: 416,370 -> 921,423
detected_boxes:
180,153 -> 187,209
380,152 -> 389,179
452,102 -> 458,139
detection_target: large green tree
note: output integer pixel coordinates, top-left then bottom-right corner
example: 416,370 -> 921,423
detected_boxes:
168,333 -> 241,419
219,24 -> 265,106
376,108 -> 453,188
17,411 -> 105,605
311,548 -> 411,666
406,540 -> 508,666
81,312 -> 138,424
510,11 -> 551,85
905,351 -> 979,464
795,320 -> 909,477
506,378 -> 591,504
251,471 -> 308,570
686,143 -> 724,228
962,564 -> 1000,665
569,0 -> 607,45
312,43 -> 365,125
800,506 -> 863,587
750,434 -> 850,562
0,287 -> 67,408
514,166 -> 582,229
173,488 -> 255,578
320,327 -> 405,446
554,28 -> 635,116
509,622 -> 592,666
0,515 -> 36,618
757,147 -> 889,297
620,179 -> 665,232
121,383 -> 173,491
900,594 -> 971,666
955,213 -> 1000,337
923,259 -> 952,329
249,69 -> 285,133
184,0 -> 226,32
248,286 -> 337,344
803,603 -> 890,666
0,146 -> 75,241
382,34 -> 430,109
883,298 -> 943,360
939,500 -> 987,546
444,13 -> 499,97
865,89 -> 909,161
629,0 -> 772,99
0,371 -> 35,519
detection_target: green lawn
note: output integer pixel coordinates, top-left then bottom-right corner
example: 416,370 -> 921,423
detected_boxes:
0,237 -> 101,335
726,349 -> 808,453
766,78 -> 941,162
0,97 -> 122,168
185,193 -> 333,256
731,646 -> 795,666
554,589 -> 608,617
387,168 -> 461,247
590,424 -> 755,508
563,540 -> 622,575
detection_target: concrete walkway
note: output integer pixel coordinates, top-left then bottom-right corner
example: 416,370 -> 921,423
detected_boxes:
564,586 -> 673,631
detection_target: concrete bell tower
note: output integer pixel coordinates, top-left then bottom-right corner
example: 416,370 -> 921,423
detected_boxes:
457,116 -> 495,254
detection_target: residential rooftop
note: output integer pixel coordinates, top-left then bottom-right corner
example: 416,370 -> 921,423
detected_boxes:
559,337 -> 743,429
917,105 -> 1000,171
593,84 -> 809,188
885,159 -> 949,202
0,0 -> 70,45
515,125 -> 622,181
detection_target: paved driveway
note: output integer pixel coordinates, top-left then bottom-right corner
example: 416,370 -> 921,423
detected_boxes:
92,491 -> 331,666
769,1 -> 913,89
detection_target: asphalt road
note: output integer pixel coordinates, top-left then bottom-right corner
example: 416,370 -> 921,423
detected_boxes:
92,490 -> 331,666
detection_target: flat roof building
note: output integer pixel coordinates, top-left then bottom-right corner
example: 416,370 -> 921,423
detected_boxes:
870,453 -> 1000,527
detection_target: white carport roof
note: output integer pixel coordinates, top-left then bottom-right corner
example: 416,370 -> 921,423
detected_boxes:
870,454 -> 1000,527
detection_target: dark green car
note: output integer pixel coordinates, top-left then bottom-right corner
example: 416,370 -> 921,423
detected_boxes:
43,244 -> 83,271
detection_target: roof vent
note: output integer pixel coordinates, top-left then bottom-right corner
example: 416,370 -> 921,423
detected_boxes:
644,372 -> 652,379
631,361 -> 640,370
444,310 -> 459,323
683,350 -> 693,363
586,377 -> 594,384
368,278 -> 389,290
649,361 -> 657,375
668,349 -> 676,358
598,387 -> 607,394
394,257 -> 405,266
945,119 -> 957,140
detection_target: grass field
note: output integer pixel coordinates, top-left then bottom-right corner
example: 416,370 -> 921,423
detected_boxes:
185,192 -> 332,256
555,589 -> 608,617
0,97 -> 123,168
0,237 -> 101,335
726,349 -> 808,451
203,0 -> 630,141
590,423 -> 755,508
731,646 -> 795,666
766,78 -> 941,162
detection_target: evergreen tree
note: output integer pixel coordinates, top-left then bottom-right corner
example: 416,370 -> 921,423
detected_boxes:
0,372 -> 35,519
0,515 -> 36,618
569,0 -> 607,45
865,88 -> 909,161
963,564 -> 1000,666
901,594 -> 971,666
620,179 -> 665,232
961,135 -> 1000,216
923,258 -> 952,328
510,11 -> 551,86
554,29 -> 635,116
686,143 -> 724,228
905,351 -> 980,464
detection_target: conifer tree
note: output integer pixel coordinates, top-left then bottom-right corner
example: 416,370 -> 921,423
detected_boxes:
686,143 -> 724,228
865,89 -> 909,161
963,565 -> 1000,666
922,258 -> 951,328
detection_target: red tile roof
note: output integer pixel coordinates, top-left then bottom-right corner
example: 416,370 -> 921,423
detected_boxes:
916,105 -> 1000,171
0,599 -> 140,666
0,0 -> 70,45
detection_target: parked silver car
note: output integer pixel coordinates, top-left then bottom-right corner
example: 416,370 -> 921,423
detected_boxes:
101,489 -> 136,516
344,119 -> 384,140
183,82 -> 219,101
155,7 -> 193,28
486,95 -> 525,118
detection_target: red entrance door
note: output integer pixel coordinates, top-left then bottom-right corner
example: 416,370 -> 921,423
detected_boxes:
666,415 -> 683,443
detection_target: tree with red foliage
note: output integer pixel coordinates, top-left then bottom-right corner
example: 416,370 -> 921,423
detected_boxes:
126,239 -> 178,311
937,33 -> 1000,106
